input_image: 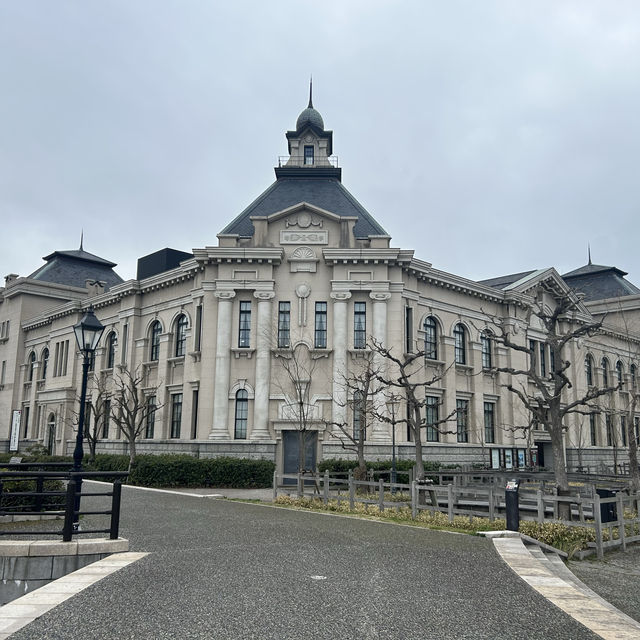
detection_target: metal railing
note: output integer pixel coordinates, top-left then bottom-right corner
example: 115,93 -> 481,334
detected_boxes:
277,155 -> 339,167
0,470 -> 128,542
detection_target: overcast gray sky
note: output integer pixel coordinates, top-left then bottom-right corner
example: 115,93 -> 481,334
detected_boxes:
1,1 -> 639,286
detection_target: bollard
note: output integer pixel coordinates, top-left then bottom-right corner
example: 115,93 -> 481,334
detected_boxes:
505,478 -> 520,531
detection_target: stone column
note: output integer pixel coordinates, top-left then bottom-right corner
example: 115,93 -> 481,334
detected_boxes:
369,292 -> 391,442
252,291 -> 275,440
330,292 -> 351,431
210,291 -> 235,440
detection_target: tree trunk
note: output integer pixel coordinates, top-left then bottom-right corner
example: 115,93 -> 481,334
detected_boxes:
549,419 -> 571,520
356,430 -> 367,481
628,398 -> 640,492
128,438 -> 137,473
298,430 -> 305,475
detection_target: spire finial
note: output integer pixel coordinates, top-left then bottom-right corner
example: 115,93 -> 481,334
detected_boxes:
588,243 -> 592,265
308,75 -> 313,108
80,230 -> 84,252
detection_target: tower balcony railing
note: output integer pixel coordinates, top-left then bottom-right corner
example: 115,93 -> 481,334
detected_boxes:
278,155 -> 339,168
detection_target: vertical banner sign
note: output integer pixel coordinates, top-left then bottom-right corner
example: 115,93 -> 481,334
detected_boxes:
10,410 -> 21,451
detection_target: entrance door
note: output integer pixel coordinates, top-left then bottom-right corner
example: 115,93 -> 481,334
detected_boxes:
282,430 -> 317,485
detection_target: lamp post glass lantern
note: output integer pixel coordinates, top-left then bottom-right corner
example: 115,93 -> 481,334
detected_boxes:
72,306 -> 104,529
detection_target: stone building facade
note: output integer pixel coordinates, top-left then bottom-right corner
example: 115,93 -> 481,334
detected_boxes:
1,95 -> 639,474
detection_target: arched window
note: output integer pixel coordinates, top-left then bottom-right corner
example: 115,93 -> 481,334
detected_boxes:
28,352 -> 36,382
601,357 -> 609,387
234,389 -> 248,439
174,315 -> 188,357
454,324 -> 466,365
424,317 -> 438,360
353,390 -> 364,441
41,348 -> 49,380
106,332 -> 117,369
46,413 -> 56,455
631,364 -> 637,388
481,332 -> 492,369
585,355 -> 594,387
616,360 -> 624,386
149,321 -> 161,361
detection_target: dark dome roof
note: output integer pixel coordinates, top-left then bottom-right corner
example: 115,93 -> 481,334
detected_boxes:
296,106 -> 324,132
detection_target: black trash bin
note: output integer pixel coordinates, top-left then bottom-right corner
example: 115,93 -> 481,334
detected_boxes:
505,479 -> 520,531
596,488 -> 617,523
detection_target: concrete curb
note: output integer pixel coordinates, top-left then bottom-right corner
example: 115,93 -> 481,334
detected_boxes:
491,534 -> 640,640
0,551 -> 148,639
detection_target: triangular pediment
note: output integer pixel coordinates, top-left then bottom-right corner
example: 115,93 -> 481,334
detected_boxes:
258,202 -> 357,225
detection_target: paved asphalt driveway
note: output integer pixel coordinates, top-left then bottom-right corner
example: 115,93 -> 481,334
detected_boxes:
10,486 -> 599,640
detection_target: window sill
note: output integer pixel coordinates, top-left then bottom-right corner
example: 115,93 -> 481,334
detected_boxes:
424,358 -> 445,366
168,356 -> 185,366
348,349 -> 371,359
310,348 -> 331,359
232,348 -> 255,359
189,350 -> 201,362
0,337 -> 8,344
455,364 -> 474,373
142,361 -> 159,369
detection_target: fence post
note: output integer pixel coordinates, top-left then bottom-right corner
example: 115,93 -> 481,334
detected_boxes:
410,467 -> 414,486
594,493 -> 603,560
35,476 -> 44,513
323,471 -> 329,505
488,486 -> 494,522
447,484 -> 454,522
411,481 -> 417,519
349,471 -> 355,510
379,478 -> 384,511
62,479 -> 76,542
537,489 -> 544,523
618,492 -> 627,552
272,470 -> 278,502
110,480 -> 122,540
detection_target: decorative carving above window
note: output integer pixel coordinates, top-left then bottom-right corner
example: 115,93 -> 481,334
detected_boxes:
288,246 -> 319,273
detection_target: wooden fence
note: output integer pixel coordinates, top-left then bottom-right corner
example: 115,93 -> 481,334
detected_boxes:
273,471 -> 640,559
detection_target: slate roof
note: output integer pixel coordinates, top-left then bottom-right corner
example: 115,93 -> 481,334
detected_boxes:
478,270 -> 536,290
562,263 -> 640,302
28,249 -> 124,290
220,172 -> 388,239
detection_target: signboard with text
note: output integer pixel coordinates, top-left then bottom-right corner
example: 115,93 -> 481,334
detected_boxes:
9,410 -> 21,452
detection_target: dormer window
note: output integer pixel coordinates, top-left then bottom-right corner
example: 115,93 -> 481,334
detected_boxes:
304,145 -> 314,165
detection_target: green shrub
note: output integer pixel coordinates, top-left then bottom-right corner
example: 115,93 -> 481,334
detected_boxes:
519,521 -> 596,557
128,455 -> 275,488
0,477 -> 66,512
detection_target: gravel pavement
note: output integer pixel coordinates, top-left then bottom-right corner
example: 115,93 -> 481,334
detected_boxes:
569,545 -> 640,624
7,485 -> 601,640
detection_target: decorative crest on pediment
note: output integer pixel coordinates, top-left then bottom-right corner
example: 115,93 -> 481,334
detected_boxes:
288,246 -> 319,273
285,211 -> 322,229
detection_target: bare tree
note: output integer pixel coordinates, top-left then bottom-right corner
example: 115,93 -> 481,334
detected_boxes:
489,285 -> 621,514
370,338 -> 456,482
324,356 -> 381,480
109,366 -> 163,472
272,343 -> 322,475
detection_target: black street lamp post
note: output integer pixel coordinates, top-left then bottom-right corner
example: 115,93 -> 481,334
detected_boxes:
72,306 -> 104,530
386,397 -> 399,494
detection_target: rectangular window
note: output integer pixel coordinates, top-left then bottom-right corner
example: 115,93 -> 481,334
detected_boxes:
103,399 -> 111,439
304,145 -> 314,165
234,392 -> 248,439
456,399 -> 469,443
589,413 -> 597,446
0,360 -> 5,385
238,301 -> 251,348
62,340 -> 69,376
606,414 -> 613,446
278,302 -> 291,348
53,342 -> 60,377
425,396 -> 439,442
484,402 -> 495,444
405,307 -> 413,353
354,302 -> 366,349
539,343 -> 546,378
549,348 -> 555,376
314,302 -> 327,349
121,324 -> 128,365
621,415 -> 627,447
529,340 -> 536,374
171,393 -> 183,439
191,390 -> 199,439
22,406 -> 30,439
195,304 -> 203,351
145,396 -> 156,439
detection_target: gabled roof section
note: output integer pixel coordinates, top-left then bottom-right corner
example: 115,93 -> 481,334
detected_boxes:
478,270 -> 536,290
28,248 -> 123,291
220,176 -> 387,239
562,262 -> 640,302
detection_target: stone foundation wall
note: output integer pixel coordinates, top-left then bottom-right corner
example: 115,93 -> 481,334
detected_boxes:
0,538 -> 128,605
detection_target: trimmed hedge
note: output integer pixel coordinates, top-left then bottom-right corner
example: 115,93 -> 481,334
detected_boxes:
0,477 -> 66,512
128,455 -> 275,488
1,452 -> 274,489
